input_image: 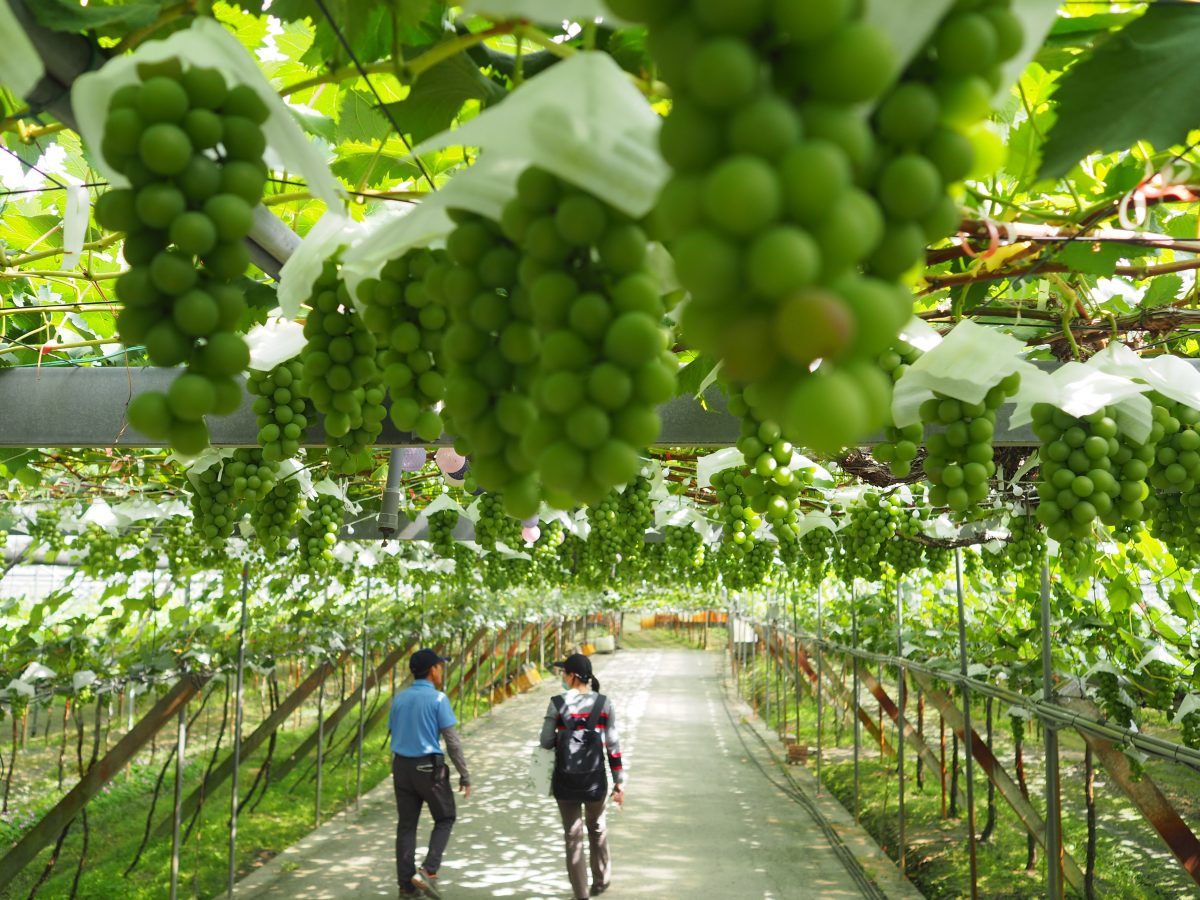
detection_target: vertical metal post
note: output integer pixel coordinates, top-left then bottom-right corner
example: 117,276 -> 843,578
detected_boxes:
456,629 -> 466,720
356,576 -> 370,811
169,696 -> 187,900
815,582 -> 824,794
750,607 -> 759,716
896,579 -> 907,878
792,592 -> 800,737
1041,559 -> 1063,900
851,582 -> 860,824
228,562 -> 249,898
315,676 -> 325,828
954,548 -> 979,900
763,599 -> 772,727
538,617 -> 545,671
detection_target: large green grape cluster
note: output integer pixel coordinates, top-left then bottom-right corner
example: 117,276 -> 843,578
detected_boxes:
531,519 -> 567,583
78,524 -> 144,577
1054,533 -> 1095,582
795,525 -> 834,587
922,374 -> 1019,515
885,506 -> 928,578
427,509 -> 459,557
187,449 -> 277,540
1093,670 -> 1134,729
500,167 -> 674,510
357,247 -> 449,442
104,61 -> 265,453
664,524 -> 707,581
711,467 -> 761,557
614,0 -> 1021,456
873,341 -> 925,477
726,385 -> 811,551
833,490 -> 906,583
618,475 -> 655,557
247,359 -> 311,461
982,510 -> 1045,580
1147,397 -> 1200,492
1182,709 -> 1200,750
587,490 -> 627,568
251,476 -> 302,554
1134,661 -> 1178,714
474,493 -> 522,551
1033,403 -> 1155,541
27,507 -> 66,553
298,493 -> 342,574
868,1 -> 1025,275
299,259 -> 386,473
1147,491 -> 1200,566
720,538 -> 775,590
156,515 -> 208,574
432,211 -> 541,515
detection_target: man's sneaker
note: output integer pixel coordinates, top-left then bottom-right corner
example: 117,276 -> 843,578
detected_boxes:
590,884 -> 611,896
412,868 -> 442,898
398,884 -> 418,897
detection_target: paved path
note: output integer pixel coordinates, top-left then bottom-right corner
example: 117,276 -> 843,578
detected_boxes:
238,648 -> 913,900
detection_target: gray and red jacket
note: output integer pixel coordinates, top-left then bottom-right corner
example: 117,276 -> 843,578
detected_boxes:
539,689 -> 624,785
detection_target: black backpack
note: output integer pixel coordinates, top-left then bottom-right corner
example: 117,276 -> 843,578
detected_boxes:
552,693 -> 607,776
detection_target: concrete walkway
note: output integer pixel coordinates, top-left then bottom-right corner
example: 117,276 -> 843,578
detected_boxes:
238,648 -> 916,900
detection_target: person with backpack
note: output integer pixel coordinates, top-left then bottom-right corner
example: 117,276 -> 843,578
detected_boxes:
540,653 -> 625,900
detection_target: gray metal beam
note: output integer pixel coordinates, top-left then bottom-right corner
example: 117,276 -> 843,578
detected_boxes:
0,367 -> 741,448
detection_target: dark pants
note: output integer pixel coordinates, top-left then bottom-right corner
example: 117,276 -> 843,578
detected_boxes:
556,797 -> 610,899
393,754 -> 456,887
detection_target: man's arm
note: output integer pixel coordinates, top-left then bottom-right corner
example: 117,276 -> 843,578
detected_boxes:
441,725 -> 470,791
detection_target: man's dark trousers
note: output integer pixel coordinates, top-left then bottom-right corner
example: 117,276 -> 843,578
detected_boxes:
393,753 -> 457,887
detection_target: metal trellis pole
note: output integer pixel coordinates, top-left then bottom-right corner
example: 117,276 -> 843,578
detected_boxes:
896,578 -> 907,879
169,696 -> 186,900
356,576 -> 370,811
228,562 -> 249,898
1042,558 -> 1064,900
816,581 -> 824,795
315,676 -> 324,828
851,581 -> 860,824
954,548 -> 979,900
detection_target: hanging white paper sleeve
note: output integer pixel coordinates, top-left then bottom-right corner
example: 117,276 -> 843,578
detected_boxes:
72,17 -> 343,208
277,213 -> 366,319
891,320 -> 1034,427
245,316 -> 307,370
410,53 -> 666,219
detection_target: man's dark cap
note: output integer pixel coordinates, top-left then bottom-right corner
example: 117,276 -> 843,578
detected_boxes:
410,648 -> 450,675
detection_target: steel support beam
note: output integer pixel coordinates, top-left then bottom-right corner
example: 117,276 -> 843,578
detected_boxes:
0,368 -> 742,449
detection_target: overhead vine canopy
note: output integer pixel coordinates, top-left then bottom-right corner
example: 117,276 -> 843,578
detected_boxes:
2,4 -> 1200,623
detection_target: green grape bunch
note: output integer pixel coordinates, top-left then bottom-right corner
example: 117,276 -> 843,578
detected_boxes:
299,259 -> 387,474
103,60 -> 268,453
833,489 -> 907,583
982,509 -> 1045,580
795,525 -> 834,587
298,492 -> 342,574
357,246 -> 450,442
618,475 -> 655,558
873,341 -> 925,477
711,467 -> 761,557
1135,660 -> 1179,714
611,0 -> 1021,456
500,167 -> 676,510
1033,403 -> 1155,542
1182,708 -> 1200,751
664,524 -> 707,582
431,210 -> 542,516
247,359 -> 311,461
187,448 -> 277,540
922,374 -> 1019,515
251,476 -> 302,555
427,509 -> 459,558
474,492 -> 522,551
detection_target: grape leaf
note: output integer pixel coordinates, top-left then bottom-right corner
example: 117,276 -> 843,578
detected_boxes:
1057,241 -> 1123,276
1142,274 -> 1182,309
337,89 -> 391,144
1040,7 -> 1200,178
29,0 -> 165,32
384,52 -> 502,144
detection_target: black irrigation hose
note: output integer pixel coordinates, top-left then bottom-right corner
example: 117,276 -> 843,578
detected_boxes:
718,673 -> 890,900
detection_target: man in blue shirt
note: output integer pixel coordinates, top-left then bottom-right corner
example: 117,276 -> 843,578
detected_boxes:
390,648 -> 471,898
